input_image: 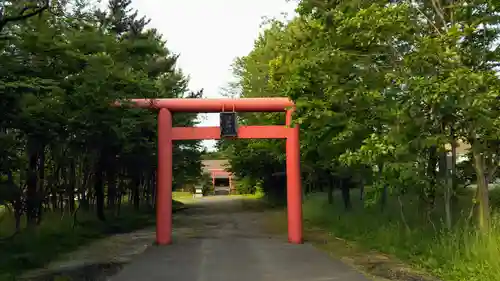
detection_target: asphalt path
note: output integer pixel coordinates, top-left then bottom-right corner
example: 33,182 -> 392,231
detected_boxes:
111,196 -> 371,281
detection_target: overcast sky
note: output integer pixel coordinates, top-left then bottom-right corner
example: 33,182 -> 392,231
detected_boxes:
125,0 -> 297,150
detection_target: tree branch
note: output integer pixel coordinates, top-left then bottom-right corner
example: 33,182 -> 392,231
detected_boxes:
430,0 -> 448,31
0,0 -> 50,33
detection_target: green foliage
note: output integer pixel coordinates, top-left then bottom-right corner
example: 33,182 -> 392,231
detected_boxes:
0,0 -> 205,276
223,0 -> 500,278
224,0 -> 500,203
197,173 -> 213,196
302,191 -> 500,281
234,177 -> 259,195
0,0 -> 204,209
0,206 -> 157,279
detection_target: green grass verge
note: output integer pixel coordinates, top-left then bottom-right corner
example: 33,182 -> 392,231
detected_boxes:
0,200 -> 184,280
172,191 -> 192,200
295,190 -> 500,281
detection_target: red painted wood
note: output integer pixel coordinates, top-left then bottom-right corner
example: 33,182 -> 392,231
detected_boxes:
171,126 -> 290,140
157,109 -> 172,245
119,98 -> 294,112
286,109 -> 303,244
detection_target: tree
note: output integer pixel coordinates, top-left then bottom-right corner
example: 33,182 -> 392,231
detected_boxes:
0,0 -> 50,33
0,0 -> 205,231
223,0 -> 500,231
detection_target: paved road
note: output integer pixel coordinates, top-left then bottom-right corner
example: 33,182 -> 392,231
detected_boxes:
111,196 -> 371,281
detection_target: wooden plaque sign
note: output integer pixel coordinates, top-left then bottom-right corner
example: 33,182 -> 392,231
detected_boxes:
220,112 -> 238,137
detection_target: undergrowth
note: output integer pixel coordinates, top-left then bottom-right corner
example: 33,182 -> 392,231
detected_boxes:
302,189 -> 500,281
0,200 -> 184,280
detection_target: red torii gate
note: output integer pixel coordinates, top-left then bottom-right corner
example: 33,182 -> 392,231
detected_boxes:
119,98 -> 302,245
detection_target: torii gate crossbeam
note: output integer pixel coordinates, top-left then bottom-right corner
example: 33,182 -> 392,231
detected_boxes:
118,98 -> 303,245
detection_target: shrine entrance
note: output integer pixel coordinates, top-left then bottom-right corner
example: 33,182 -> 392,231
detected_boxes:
118,98 -> 303,245
202,159 -> 234,195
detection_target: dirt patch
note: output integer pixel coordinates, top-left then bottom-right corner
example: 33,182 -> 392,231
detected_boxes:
308,231 -> 441,281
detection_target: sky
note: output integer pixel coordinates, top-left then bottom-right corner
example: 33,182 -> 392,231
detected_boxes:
123,0 -> 298,150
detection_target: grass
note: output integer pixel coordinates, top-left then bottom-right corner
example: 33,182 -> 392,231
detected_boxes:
239,190 -> 266,199
172,191 -> 193,200
172,191 -> 199,204
264,189 -> 500,281
0,199 -> 185,280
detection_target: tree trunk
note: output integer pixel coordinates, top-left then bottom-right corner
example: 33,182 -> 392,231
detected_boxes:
327,175 -> 334,204
444,182 -> 452,229
51,191 -> 58,211
439,150 -> 452,229
7,171 -> 22,233
117,174 -> 126,215
80,157 -> 91,211
132,174 -> 140,210
151,170 -> 157,208
426,146 -> 438,207
451,133 -> 458,203
146,171 -> 156,209
142,173 -> 149,207
36,146 -> 45,225
49,164 -> 60,211
26,138 -> 39,227
94,153 -> 106,221
106,163 -> 117,211
472,144 -> 490,231
360,178 -> 365,202
422,146 -> 438,222
68,158 -> 76,212
378,163 -> 387,211
81,190 -> 88,210
14,199 -> 22,233
340,179 -> 352,211
327,184 -> 334,204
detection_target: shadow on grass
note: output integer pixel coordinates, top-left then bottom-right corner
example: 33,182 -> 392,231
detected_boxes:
239,194 -> 286,212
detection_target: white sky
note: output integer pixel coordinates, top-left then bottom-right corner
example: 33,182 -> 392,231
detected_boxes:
127,0 -> 297,150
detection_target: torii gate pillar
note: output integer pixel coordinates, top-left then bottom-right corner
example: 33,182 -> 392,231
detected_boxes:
157,108 -> 173,244
286,109 -> 302,244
